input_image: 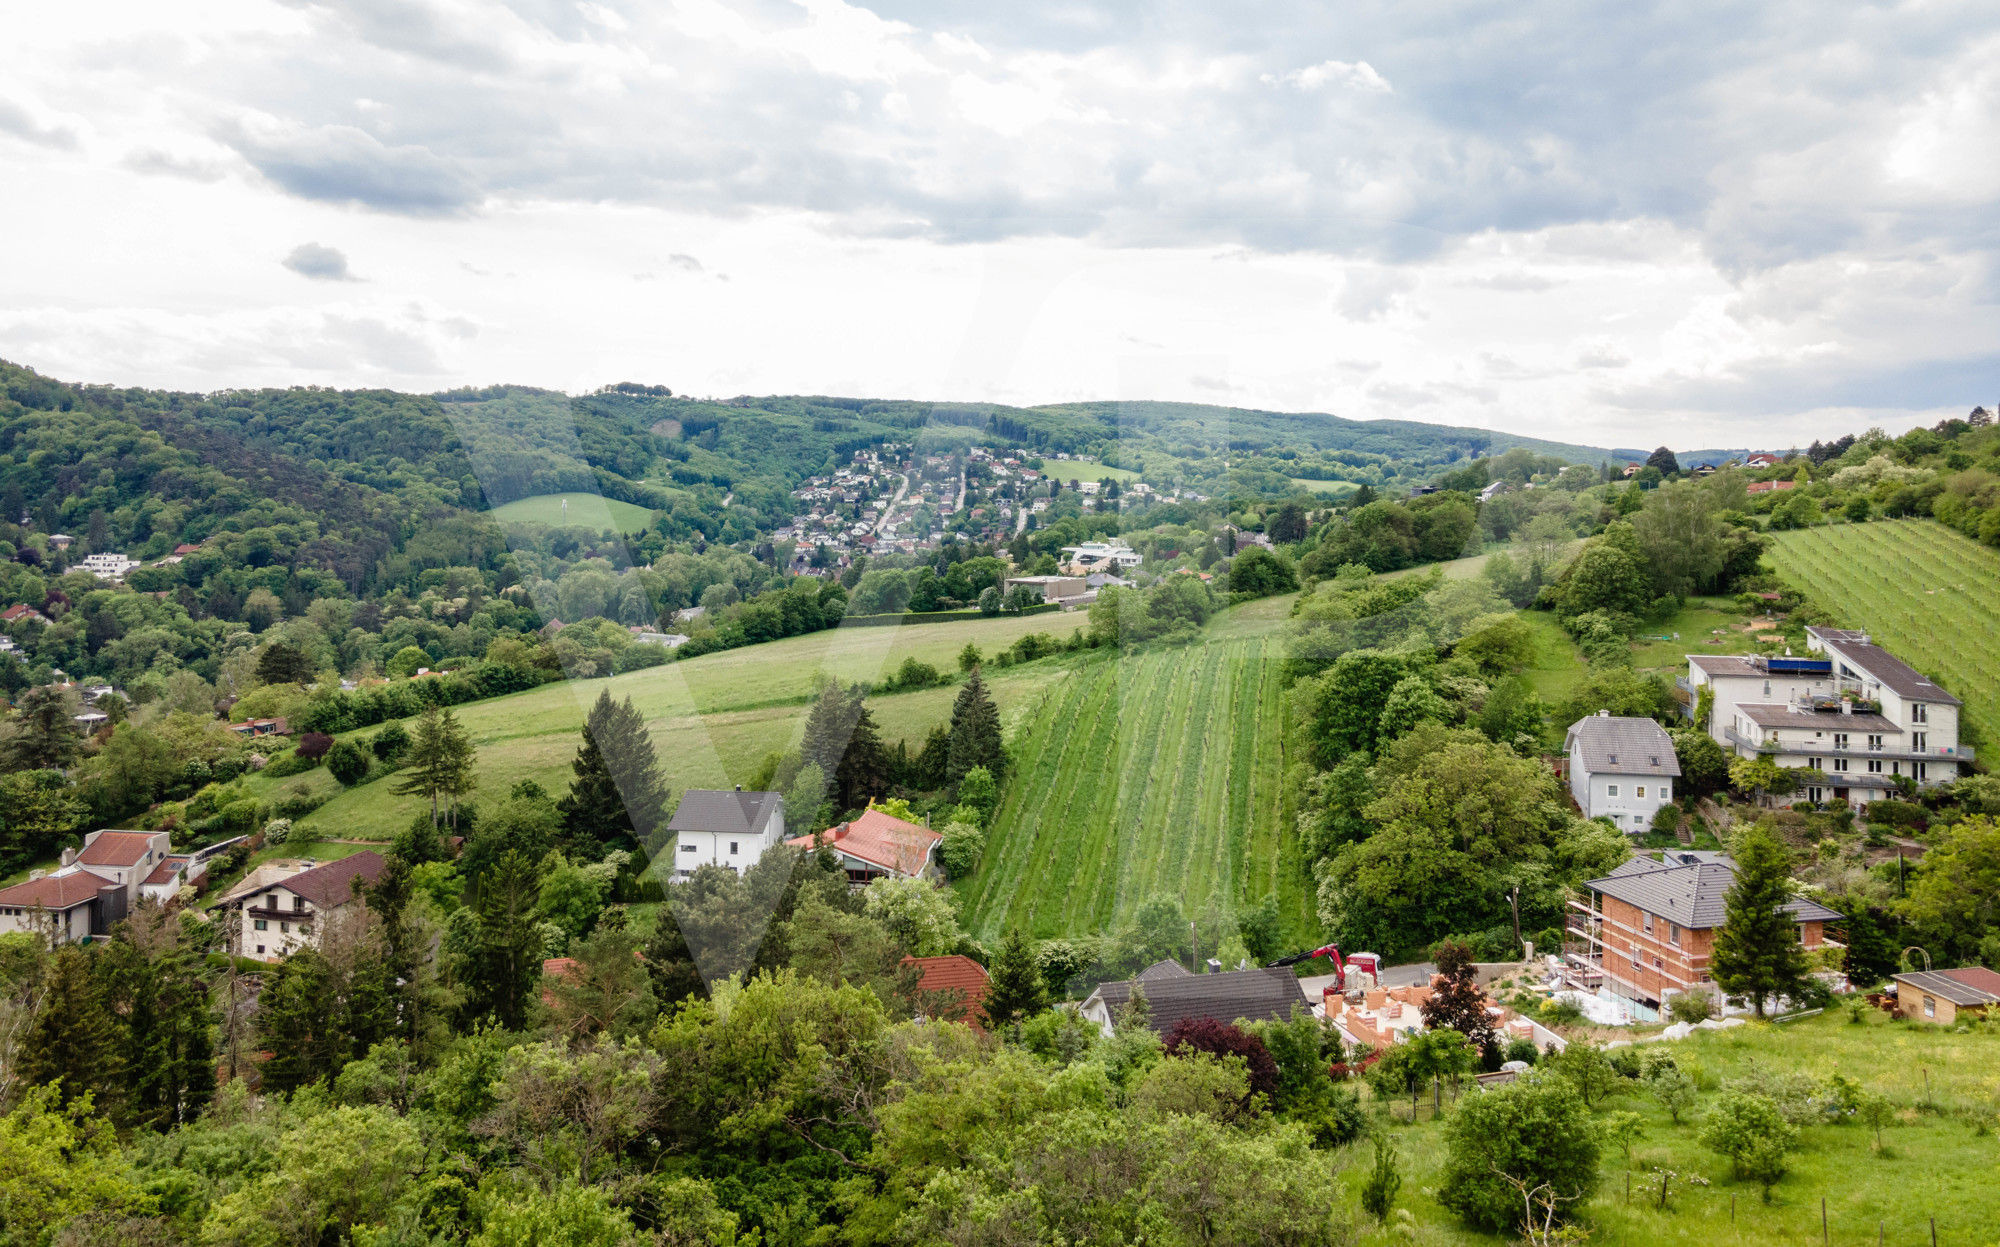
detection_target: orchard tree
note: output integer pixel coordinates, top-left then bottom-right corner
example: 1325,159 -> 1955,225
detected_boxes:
1437,1072 -> 1600,1233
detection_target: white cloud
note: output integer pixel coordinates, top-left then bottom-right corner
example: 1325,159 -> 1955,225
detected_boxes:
1262,60 -> 1392,93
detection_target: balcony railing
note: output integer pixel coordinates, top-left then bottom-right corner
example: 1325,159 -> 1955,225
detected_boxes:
1724,727 -> 1971,764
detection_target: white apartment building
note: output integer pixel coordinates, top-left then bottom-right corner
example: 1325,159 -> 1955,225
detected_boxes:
1058,539 -> 1143,572
79,552 -> 138,581
1564,712 -> 1682,831
1684,625 -> 1969,807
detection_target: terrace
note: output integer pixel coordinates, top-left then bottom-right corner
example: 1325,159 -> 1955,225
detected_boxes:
1721,726 -> 1974,764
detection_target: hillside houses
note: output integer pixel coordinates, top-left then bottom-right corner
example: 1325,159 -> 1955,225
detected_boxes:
1686,625 -> 1970,807
785,807 -> 943,884
0,829 -> 176,942
212,852 -> 389,961
665,787 -> 787,876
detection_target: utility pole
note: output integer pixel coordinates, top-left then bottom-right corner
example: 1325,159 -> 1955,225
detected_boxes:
1190,921 -> 1200,973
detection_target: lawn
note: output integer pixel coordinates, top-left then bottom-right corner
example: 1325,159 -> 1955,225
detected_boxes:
288,610 -> 1094,842
1340,1008 -> 2000,1246
1628,596 -> 1752,672
1291,478 -> 1362,496
957,607 -> 1315,946
1517,609 -> 1587,708
1766,519 -> 2000,750
485,493 -> 657,531
1040,462 -> 1141,486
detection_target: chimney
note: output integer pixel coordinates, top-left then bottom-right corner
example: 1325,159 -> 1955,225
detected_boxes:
735,785 -> 742,791
1598,709 -> 1610,717
1841,700 -> 1852,715
60,847 -> 77,867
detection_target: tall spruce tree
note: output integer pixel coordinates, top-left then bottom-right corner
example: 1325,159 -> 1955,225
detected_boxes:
16,945 -> 122,1110
947,666 -> 1005,784
391,704 -> 478,829
471,850 -> 544,1029
101,911 -> 215,1128
559,689 -> 670,855
0,686 -> 82,772
982,927 -> 1047,1027
833,698 -> 889,811
1711,826 -> 1812,1016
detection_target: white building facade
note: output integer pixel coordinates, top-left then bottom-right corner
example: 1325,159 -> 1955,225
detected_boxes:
663,788 -> 787,876
1564,713 -> 1681,831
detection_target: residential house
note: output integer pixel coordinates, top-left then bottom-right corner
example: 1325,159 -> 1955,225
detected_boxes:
1745,453 -> 1781,467
227,717 -> 289,738
0,829 -> 174,942
1564,712 -> 1681,831
1685,626 -> 1970,806
1565,851 -> 1842,1017
1744,479 -> 1797,495
784,808 -> 942,884
212,852 -> 389,961
2,604 -> 48,625
79,552 -> 138,581
902,954 -> 992,1026
1002,575 -> 1086,602
1477,481 -> 1508,502
1079,962 -> 1310,1037
1892,967 -> 2000,1025
664,788 -> 787,877
1058,539 -> 1143,573
1620,463 -> 1642,479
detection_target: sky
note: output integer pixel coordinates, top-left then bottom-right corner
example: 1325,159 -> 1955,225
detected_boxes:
2,0 -> 1998,449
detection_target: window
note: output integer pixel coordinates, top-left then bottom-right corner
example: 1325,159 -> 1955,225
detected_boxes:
1832,757 -> 1848,772
256,945 -> 266,954
1636,785 -> 1646,799
1607,784 -> 1620,797
1913,703 -> 1928,724
1867,734 -> 1883,751
1808,786 -> 1823,803
293,896 -> 306,912
1867,759 -> 1882,774
1834,733 -> 1848,750
253,919 -> 267,931
1644,912 -> 1654,935
1913,731 -> 1926,750
1916,762 -> 1928,782
1924,995 -> 1936,1018
682,843 -> 698,853
730,841 -> 740,855
1669,923 -> 1681,946
1763,680 -> 1771,696
1661,783 -> 1671,800
279,922 -> 290,934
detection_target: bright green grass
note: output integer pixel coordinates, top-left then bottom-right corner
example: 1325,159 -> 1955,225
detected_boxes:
486,493 -> 656,531
1338,1008 -> 2000,1246
290,612 -> 1093,842
1629,596 -> 1750,672
1291,478 -> 1362,496
957,602 -> 1314,945
1766,520 -> 2000,749
1517,609 -> 1587,707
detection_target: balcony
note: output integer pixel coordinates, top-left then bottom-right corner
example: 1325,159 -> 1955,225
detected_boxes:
1724,727 -> 1971,765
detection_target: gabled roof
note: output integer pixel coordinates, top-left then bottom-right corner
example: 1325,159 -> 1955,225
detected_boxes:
78,830 -> 157,867
0,871 -> 111,910
668,789 -> 782,837
1586,854 -> 1843,928
784,809 -> 941,876
1809,627 -> 1962,706
902,954 -> 992,1025
143,857 -> 190,887
1895,967 -> 2000,1008
1088,966 -> 1309,1035
1137,958 -> 1194,982
1565,714 -> 1681,777
280,852 -> 387,908
1733,703 -> 1902,734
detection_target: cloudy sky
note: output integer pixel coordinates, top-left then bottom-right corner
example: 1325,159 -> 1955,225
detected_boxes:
2,0 -> 1997,448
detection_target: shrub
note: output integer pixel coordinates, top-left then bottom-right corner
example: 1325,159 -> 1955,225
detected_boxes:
938,822 -> 985,879
1699,1091 -> 1798,1199
262,817 -> 293,846
1161,1016 -> 1279,1100
373,721 -> 411,763
327,739 -> 372,786
1502,1037 -> 1539,1066
263,750 -> 318,777
295,731 -> 334,761
1667,992 -> 1714,1024
1437,1072 -> 1601,1233
1360,1134 -> 1402,1221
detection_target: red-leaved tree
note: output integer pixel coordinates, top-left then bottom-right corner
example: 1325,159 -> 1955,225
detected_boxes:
1420,939 -> 1499,1064
1162,1016 -> 1280,1098
295,731 -> 334,761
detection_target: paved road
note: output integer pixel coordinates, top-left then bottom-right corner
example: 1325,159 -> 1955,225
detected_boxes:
872,472 -> 910,535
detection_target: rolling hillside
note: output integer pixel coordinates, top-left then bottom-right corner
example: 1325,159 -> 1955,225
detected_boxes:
956,595 -> 1315,945
1765,519 -> 2000,749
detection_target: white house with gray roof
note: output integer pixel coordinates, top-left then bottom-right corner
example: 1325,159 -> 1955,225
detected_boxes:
1684,625 -> 1969,807
1564,712 -> 1681,831
663,788 -> 786,877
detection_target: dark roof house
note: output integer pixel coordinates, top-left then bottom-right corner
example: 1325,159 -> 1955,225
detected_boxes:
1081,966 -> 1309,1036
1565,713 -> 1683,778
668,789 -> 784,836
1586,852 -> 1843,929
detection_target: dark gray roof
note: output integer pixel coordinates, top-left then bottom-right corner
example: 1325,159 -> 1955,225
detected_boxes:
667,789 -> 783,835
1089,967 -> 1309,1035
1565,714 -> 1681,777
1734,703 -> 1902,734
1810,628 -> 1962,707
1895,968 -> 2000,1008
1587,855 -> 1843,929
1137,958 -> 1194,982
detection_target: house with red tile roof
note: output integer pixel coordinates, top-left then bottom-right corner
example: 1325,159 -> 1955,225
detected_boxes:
1,604 -> 47,625
211,851 -> 388,961
902,954 -> 992,1026
783,807 -> 943,883
0,828 -> 173,942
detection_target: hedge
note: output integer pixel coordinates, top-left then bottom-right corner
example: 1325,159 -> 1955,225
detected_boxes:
291,661 -> 554,734
838,603 -> 1063,629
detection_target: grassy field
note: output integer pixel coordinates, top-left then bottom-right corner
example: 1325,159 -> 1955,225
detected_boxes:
1340,1009 -> 2000,1246
1291,478 -> 1362,496
1766,520 -> 2000,749
486,493 -> 656,531
1040,462 -> 1141,486
286,611 -> 1092,842
957,598 -> 1314,945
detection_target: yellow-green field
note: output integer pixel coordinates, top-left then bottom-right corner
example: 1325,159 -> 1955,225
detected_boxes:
958,594 -> 1313,943
1767,519 -> 2000,749
1344,1008 -> 2000,1246
279,611 -> 1093,842
486,493 -> 656,530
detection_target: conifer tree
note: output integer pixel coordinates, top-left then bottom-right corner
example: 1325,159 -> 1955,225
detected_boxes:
16,945 -> 122,1110
833,699 -> 888,811
947,667 -> 1005,784
1712,826 -> 1812,1016
558,689 -> 669,855
983,927 -> 1047,1027
391,703 -> 478,829
0,686 -> 82,772
101,910 -> 215,1128
471,850 -> 544,1029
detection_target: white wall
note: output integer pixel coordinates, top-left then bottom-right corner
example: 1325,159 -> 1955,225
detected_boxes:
669,807 -> 785,877
1581,772 -> 1673,829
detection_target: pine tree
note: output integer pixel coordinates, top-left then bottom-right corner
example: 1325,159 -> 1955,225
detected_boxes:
833,699 -> 888,811
947,667 -> 1005,784
642,907 -> 707,1006
1711,827 -> 1812,1016
101,912 -> 215,1128
799,683 -> 854,784
471,850 -> 544,1029
558,689 -> 670,855
258,949 -> 341,1094
16,945 -> 122,1110
255,641 -> 317,686
0,686 -> 82,771
391,704 -> 478,828
982,927 -> 1047,1027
